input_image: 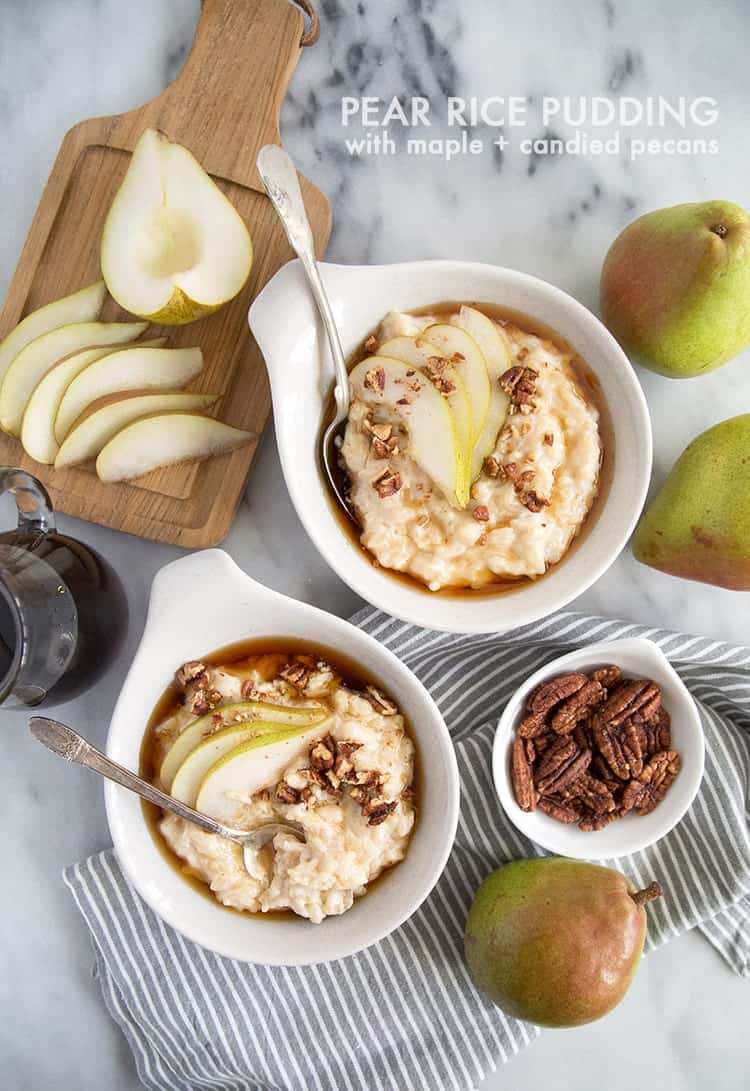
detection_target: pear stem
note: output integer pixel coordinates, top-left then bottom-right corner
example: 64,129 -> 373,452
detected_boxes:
711,223 -> 728,238
630,881 -> 663,907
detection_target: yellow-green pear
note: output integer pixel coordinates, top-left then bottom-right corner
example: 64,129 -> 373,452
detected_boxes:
633,414 -> 750,589
600,200 -> 750,377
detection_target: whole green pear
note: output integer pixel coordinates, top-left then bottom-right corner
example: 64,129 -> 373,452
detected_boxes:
600,200 -> 750,377
464,858 -> 661,1027
633,414 -> 750,589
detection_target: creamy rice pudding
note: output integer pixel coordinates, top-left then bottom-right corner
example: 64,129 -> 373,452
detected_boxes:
143,645 -> 416,923
339,305 -> 603,591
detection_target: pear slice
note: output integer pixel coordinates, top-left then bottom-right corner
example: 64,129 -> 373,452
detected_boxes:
171,722 -> 308,806
349,355 -> 468,506
21,337 -> 166,465
0,320 -> 149,436
95,413 -> 253,483
452,306 -> 512,480
422,324 -> 491,445
195,725 -> 325,822
159,700 -> 329,792
55,346 -> 203,441
101,128 -> 253,325
378,334 -> 474,491
0,281 -> 106,387
54,390 -> 218,469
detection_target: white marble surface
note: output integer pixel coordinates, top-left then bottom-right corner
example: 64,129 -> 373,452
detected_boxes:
1,1 -> 749,1088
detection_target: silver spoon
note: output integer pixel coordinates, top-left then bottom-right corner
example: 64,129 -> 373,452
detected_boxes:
29,718 -> 305,874
257,143 -> 354,520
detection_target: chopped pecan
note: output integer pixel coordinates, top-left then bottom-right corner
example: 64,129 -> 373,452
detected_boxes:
538,797 -> 582,823
310,738 -> 335,771
591,665 -> 622,689
364,334 -> 379,353
591,714 -> 644,779
240,678 -> 261,700
190,687 -> 221,715
536,747 -> 592,796
175,660 -> 206,686
484,455 -> 501,477
600,679 -> 661,728
276,782 -> 301,805
333,753 -> 354,780
550,680 -> 606,735
631,751 -> 681,815
372,466 -> 402,498
363,798 -> 398,825
520,489 -> 548,513
500,365 -> 538,409
511,737 -> 537,812
304,768 -> 329,790
370,421 -> 392,442
473,505 -> 490,523
280,660 -> 311,691
364,365 -> 385,392
527,673 -> 589,715
363,686 -> 398,716
543,432 -> 554,446
371,436 -> 391,459
336,740 -> 363,757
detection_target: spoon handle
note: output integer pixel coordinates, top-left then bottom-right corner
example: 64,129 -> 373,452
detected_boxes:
29,717 -> 238,841
257,144 -> 349,419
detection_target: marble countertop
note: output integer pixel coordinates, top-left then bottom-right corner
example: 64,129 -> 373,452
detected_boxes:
1,1 -> 748,1088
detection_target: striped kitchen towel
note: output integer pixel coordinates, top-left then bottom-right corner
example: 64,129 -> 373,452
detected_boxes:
64,609 -> 750,1091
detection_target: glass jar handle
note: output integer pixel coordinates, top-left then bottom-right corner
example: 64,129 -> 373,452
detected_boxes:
0,467 -> 56,534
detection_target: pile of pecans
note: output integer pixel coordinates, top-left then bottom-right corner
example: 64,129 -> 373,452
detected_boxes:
511,665 -> 681,831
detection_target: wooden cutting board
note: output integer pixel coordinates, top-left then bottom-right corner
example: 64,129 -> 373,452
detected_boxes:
0,0 -> 331,546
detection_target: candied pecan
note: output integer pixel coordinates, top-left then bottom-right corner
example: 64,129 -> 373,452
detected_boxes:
527,673 -> 589,715
620,778 -> 645,815
524,738 -> 536,763
538,797 -> 581,823
573,719 -> 595,751
639,706 -> 672,756
518,710 -> 549,738
535,735 -> 578,780
592,714 -> 644,779
600,679 -> 661,728
276,783 -> 301,804
591,665 -> 622,689
175,660 -> 206,686
362,686 -> 398,716
550,680 -> 605,735
364,365 -> 385,392
372,467 -> 403,498
579,809 -> 622,832
632,751 -> 681,815
533,730 -> 556,754
500,365 -> 538,409
310,738 -> 335,771
511,737 -> 537,812
569,772 -> 616,814
280,661 -> 311,691
536,747 -> 591,796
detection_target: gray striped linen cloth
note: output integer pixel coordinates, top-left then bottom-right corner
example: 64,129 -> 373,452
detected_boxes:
64,608 -> 750,1091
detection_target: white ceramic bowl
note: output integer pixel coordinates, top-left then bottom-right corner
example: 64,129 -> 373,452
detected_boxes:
105,549 -> 459,965
249,259 -> 652,634
492,637 -> 704,859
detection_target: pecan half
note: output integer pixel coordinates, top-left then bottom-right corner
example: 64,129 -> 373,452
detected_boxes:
591,665 -> 622,690
592,714 -> 644,779
518,710 -> 549,738
550,680 -> 605,735
538,797 -> 581,823
511,737 -> 537,812
527,673 -> 589,715
536,747 -> 592,796
600,679 -> 661,728
631,750 -> 681,815
639,706 -> 672,756
579,809 -> 622,832
568,772 -> 616,814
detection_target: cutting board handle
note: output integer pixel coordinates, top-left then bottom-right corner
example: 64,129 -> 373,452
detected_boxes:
126,0 -> 317,184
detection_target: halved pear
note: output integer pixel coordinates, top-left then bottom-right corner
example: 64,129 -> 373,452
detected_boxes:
452,306 -> 512,480
378,335 -> 474,487
159,700 -> 329,792
0,281 -> 106,387
96,413 -> 253,483
349,355 -> 468,506
195,724 -> 326,822
21,337 -> 165,465
54,390 -> 219,469
0,320 -> 149,435
101,128 -> 253,325
171,722 -> 307,806
55,346 -> 203,441
423,324 -> 491,445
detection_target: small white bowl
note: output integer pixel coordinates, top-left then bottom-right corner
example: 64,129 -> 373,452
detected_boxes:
105,549 -> 459,965
249,259 -> 652,634
492,637 -> 704,859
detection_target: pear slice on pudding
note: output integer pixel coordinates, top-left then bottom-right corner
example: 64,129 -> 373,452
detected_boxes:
96,413 -> 253,483
0,280 -> 106,387
378,334 -> 474,488
0,320 -> 149,436
451,306 -> 511,481
21,337 -> 166,465
54,390 -> 219,469
422,324 -> 491,445
159,701 -> 329,792
55,345 -> 203,441
349,355 -> 469,507
101,128 -> 253,325
171,722 -> 308,806
195,725 -> 325,823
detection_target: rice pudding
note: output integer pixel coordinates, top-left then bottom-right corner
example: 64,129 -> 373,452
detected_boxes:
144,645 -> 416,924
340,305 -> 602,591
